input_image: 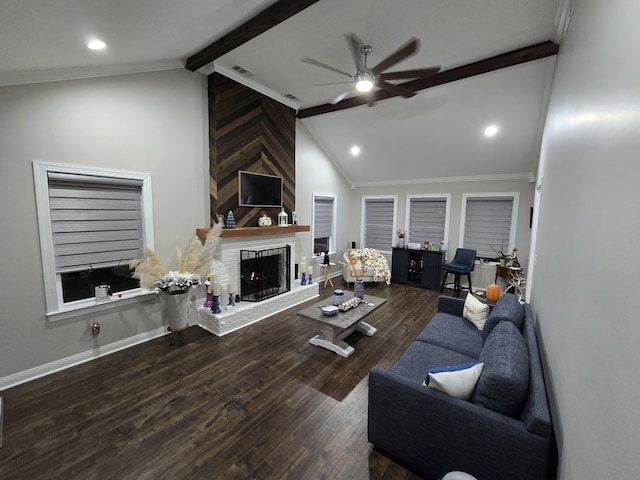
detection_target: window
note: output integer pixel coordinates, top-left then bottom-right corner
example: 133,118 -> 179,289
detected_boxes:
362,196 -> 396,252
312,193 -> 336,255
33,162 -> 154,318
406,194 -> 450,246
460,193 -> 519,258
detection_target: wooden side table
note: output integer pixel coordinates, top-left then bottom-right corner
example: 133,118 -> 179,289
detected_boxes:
320,263 -> 336,288
494,265 -> 523,285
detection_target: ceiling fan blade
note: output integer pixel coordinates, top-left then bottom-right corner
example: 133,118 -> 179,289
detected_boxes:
379,66 -> 440,81
377,79 -> 417,99
300,57 -> 353,79
329,89 -> 353,105
346,33 -> 365,71
371,37 -> 420,75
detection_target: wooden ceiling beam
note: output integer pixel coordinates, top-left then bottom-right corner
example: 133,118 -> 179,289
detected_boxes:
297,41 -> 559,119
185,0 -> 321,72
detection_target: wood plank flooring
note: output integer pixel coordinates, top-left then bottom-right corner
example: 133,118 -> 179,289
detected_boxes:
0,280 -> 442,480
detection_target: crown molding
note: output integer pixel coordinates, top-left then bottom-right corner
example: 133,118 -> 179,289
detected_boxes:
0,61 -> 184,87
352,172 -> 532,188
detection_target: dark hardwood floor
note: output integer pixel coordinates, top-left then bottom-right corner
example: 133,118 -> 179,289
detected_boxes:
0,280 -> 443,480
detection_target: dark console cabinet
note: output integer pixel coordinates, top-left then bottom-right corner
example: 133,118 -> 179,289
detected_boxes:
391,247 -> 445,290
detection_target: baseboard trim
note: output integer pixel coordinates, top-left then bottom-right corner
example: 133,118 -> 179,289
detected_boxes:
0,327 -> 167,392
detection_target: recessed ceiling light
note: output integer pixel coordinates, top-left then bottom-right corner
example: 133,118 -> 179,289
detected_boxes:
350,146 -> 361,156
484,125 -> 499,137
87,40 -> 107,50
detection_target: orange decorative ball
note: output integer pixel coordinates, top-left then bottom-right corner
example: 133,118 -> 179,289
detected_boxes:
486,284 -> 502,302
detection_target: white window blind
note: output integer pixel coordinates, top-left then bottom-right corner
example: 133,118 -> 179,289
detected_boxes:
314,196 -> 334,240
364,198 -> 394,251
409,197 -> 446,244
463,197 -> 514,258
48,173 -> 144,273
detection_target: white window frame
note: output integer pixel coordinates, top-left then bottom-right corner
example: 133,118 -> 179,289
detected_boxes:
33,161 -> 155,321
404,194 -> 451,248
311,192 -> 337,257
360,195 -> 398,254
459,192 -> 519,260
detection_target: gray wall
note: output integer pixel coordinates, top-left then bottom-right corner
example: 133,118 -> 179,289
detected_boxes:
532,0 -> 640,477
353,179 -> 535,268
0,69 -> 209,380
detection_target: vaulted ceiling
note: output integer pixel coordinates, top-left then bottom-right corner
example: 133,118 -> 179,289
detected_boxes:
1,0 -> 568,185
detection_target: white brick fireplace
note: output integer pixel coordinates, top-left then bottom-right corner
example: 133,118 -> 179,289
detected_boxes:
196,227 -> 319,336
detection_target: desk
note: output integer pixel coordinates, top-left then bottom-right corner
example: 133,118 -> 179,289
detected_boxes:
494,265 -> 523,284
320,262 -> 336,288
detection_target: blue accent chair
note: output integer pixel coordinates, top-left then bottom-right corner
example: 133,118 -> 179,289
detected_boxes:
440,248 -> 476,297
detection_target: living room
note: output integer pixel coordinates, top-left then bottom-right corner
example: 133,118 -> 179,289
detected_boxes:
1,0 -> 639,479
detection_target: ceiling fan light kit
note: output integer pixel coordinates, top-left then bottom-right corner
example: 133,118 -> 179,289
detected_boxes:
355,71 -> 374,92
301,33 -> 441,107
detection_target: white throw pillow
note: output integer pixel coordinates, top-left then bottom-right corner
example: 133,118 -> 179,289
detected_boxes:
463,293 -> 490,330
423,363 -> 484,401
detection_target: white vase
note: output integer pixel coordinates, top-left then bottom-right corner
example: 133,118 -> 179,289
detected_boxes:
165,291 -> 190,330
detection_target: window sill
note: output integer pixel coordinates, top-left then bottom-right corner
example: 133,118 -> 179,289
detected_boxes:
46,289 -> 158,322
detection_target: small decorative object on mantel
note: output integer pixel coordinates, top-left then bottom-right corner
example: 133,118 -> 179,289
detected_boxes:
258,212 -> 272,227
278,207 -> 288,226
292,211 -> 298,225
130,222 -> 224,332
226,210 -> 236,228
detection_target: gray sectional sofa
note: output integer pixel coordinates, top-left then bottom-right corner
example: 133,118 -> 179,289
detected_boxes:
368,294 -> 552,480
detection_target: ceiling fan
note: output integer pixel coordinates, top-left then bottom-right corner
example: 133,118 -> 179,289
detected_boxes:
301,33 -> 441,106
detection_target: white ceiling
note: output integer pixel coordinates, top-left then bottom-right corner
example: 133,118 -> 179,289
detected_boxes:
0,0 -> 566,185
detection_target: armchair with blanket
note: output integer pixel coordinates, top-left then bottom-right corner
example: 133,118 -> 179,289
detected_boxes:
341,248 -> 391,285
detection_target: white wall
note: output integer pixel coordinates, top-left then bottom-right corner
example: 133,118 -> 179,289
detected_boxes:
295,121 -> 354,270
532,0 -> 640,478
0,69 -> 209,381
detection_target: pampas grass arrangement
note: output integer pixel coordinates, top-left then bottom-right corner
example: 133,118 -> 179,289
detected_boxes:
130,222 -> 224,293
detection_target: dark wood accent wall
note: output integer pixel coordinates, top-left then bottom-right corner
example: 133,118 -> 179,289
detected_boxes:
208,73 -> 296,227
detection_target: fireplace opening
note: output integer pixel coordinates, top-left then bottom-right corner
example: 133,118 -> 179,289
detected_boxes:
240,245 -> 291,302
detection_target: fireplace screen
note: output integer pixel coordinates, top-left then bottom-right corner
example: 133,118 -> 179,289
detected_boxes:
240,245 -> 291,302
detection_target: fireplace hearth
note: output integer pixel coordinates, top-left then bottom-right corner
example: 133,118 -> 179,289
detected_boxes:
240,245 -> 291,302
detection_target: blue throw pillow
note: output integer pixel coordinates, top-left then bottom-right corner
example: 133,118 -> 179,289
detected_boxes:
483,293 -> 524,336
424,362 -> 484,401
472,321 -> 529,417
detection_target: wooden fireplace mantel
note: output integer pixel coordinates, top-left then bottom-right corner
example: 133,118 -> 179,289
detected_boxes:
196,225 -> 310,240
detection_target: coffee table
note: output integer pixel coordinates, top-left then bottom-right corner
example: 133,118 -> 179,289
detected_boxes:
297,294 -> 386,357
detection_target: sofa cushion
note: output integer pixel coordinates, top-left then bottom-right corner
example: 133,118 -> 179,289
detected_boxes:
463,293 -> 490,329
416,313 -> 484,358
482,293 -> 524,336
389,341 -> 477,384
424,362 -> 484,400
471,321 -> 529,417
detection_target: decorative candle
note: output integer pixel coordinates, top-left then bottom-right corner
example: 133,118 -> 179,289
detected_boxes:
299,261 -> 306,275
308,265 -> 314,275
227,283 -> 235,294
212,282 -> 221,296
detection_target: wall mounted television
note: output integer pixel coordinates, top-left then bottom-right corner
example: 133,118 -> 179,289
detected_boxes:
238,170 -> 283,207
